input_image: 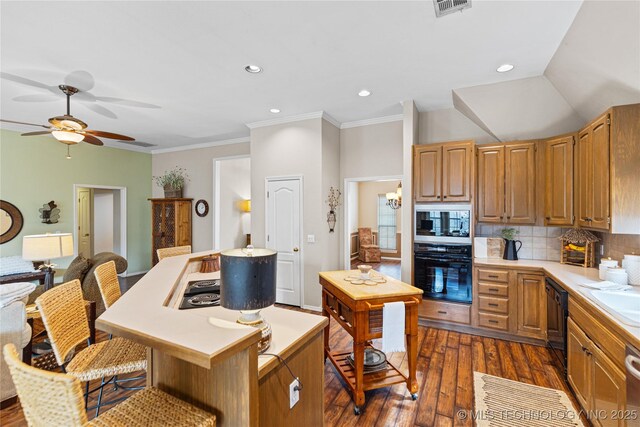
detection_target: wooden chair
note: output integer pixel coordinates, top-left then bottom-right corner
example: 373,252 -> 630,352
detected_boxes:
3,343 -> 216,426
156,245 -> 192,261
35,280 -> 147,416
358,228 -> 381,263
94,261 -> 122,310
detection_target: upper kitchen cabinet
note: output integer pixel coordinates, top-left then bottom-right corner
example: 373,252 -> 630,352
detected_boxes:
414,140 -> 473,203
477,141 -> 536,224
545,134 -> 575,226
576,104 -> 640,234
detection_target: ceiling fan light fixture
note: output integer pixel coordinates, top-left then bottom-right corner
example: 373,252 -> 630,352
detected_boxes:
52,130 -> 84,143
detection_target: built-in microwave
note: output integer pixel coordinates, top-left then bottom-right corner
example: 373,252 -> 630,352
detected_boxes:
415,204 -> 472,244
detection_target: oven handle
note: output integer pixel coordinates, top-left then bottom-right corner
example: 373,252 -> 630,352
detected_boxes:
415,255 -> 471,263
625,355 -> 640,381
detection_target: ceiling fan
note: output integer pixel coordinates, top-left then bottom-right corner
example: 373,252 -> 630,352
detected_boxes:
1,84 -> 136,155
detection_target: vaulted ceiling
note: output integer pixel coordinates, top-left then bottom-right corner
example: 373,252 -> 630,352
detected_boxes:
0,1 -> 584,149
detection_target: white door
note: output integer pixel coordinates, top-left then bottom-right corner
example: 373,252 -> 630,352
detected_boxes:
78,188 -> 92,258
266,178 -> 302,306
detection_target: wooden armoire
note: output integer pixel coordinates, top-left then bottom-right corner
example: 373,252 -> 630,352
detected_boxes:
149,198 -> 192,265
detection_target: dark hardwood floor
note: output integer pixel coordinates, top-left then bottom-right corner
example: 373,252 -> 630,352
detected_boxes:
1,272 -> 583,426
351,259 -> 401,280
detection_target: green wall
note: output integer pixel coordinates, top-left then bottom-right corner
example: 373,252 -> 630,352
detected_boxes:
0,129 -> 152,273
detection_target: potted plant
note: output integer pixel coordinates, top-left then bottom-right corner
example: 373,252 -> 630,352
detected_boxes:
500,227 -> 522,260
153,167 -> 189,198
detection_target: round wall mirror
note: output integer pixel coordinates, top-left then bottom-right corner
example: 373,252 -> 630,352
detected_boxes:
0,200 -> 24,244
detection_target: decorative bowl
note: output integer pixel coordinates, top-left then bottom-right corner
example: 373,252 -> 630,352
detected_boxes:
358,264 -> 372,278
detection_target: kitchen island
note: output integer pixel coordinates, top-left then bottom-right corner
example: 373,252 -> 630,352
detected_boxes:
96,251 -> 328,427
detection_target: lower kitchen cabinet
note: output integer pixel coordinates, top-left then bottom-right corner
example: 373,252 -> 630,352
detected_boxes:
516,273 -> 546,339
568,318 -> 627,427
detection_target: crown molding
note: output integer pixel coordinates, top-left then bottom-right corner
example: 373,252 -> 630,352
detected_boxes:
102,141 -> 153,153
246,111 -> 341,129
151,136 -> 250,154
339,114 -> 404,129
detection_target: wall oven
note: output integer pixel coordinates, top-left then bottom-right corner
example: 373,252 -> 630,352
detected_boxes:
414,243 -> 472,304
415,204 -> 472,244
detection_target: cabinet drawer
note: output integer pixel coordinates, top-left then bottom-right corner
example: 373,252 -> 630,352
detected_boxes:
477,269 -> 509,283
478,296 -> 509,314
419,300 -> 471,325
477,282 -> 509,297
478,312 -> 509,331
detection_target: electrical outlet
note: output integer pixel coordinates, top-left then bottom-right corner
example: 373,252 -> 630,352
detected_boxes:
289,379 -> 300,408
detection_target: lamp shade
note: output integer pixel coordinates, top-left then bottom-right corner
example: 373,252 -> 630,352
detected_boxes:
220,248 -> 277,311
22,233 -> 74,261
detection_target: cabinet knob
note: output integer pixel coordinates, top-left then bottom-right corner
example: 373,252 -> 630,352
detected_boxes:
545,217 -> 551,220
443,196 -> 447,199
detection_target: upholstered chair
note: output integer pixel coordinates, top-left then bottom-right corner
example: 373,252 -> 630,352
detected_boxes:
358,228 -> 382,263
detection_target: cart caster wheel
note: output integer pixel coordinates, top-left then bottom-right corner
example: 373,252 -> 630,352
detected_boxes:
354,406 -> 361,415
411,393 -> 418,401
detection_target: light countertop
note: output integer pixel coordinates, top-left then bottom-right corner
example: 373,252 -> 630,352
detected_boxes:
97,251 -> 327,372
474,258 -> 640,347
319,270 -> 423,301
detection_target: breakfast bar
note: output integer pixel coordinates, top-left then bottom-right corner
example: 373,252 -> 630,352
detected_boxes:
96,251 -> 328,427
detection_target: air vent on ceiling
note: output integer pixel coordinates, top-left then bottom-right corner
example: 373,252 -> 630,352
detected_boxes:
124,141 -> 156,148
434,0 -> 471,18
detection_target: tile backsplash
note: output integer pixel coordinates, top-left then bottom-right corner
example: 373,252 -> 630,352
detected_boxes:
476,225 -> 640,264
475,225 -> 565,261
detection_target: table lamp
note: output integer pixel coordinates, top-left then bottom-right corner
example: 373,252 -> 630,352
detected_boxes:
220,246 -> 277,353
22,233 -> 74,290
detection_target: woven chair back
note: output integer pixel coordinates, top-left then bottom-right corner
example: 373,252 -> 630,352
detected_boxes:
36,279 -> 90,365
3,343 -> 88,426
156,245 -> 192,261
94,260 -> 122,309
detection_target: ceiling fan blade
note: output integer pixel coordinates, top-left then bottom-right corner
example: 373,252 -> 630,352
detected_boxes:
94,96 -> 161,109
84,129 -> 134,141
0,119 -> 50,129
21,131 -> 53,136
82,134 -> 104,146
83,103 -> 117,119
0,72 -> 54,90
13,93 -> 60,102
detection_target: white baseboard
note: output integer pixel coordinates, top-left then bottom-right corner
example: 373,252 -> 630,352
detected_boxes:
302,305 -> 322,312
381,256 -> 401,261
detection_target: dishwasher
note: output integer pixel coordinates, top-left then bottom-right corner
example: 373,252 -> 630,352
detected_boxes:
546,277 -> 568,375
627,345 -> 640,416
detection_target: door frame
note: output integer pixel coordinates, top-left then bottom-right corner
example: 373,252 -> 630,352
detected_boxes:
343,175 -> 403,270
265,175 -> 304,308
72,184 -> 127,271
212,154 -> 251,251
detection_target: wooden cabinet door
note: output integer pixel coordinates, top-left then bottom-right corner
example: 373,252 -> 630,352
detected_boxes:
176,201 -> 192,246
591,344 -> 626,427
505,142 -> 536,224
576,128 -> 593,228
516,273 -> 546,339
477,145 -> 504,223
590,114 -> 610,231
442,142 -> 472,202
414,145 -> 442,202
567,318 -> 592,412
545,135 -> 574,226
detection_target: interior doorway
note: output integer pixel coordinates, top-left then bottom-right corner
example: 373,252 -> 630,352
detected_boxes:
212,155 -> 251,251
344,176 -> 403,280
73,184 -> 127,262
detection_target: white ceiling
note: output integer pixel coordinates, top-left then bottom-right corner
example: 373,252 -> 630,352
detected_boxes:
0,1 -> 583,150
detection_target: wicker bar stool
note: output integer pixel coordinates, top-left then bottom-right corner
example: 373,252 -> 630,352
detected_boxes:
35,280 -> 147,416
94,261 -> 146,391
3,343 -> 216,426
157,245 -> 192,261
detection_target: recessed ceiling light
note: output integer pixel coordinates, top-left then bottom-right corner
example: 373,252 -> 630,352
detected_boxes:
245,65 -> 262,73
358,89 -> 371,97
496,64 -> 514,73
270,108 -> 280,114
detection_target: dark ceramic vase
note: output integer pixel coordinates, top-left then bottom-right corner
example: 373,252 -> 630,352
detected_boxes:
503,239 -> 523,260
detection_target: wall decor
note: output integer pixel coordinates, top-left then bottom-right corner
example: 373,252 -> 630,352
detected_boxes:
195,199 -> 209,217
0,200 -> 24,244
326,186 -> 342,233
39,201 -> 60,224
